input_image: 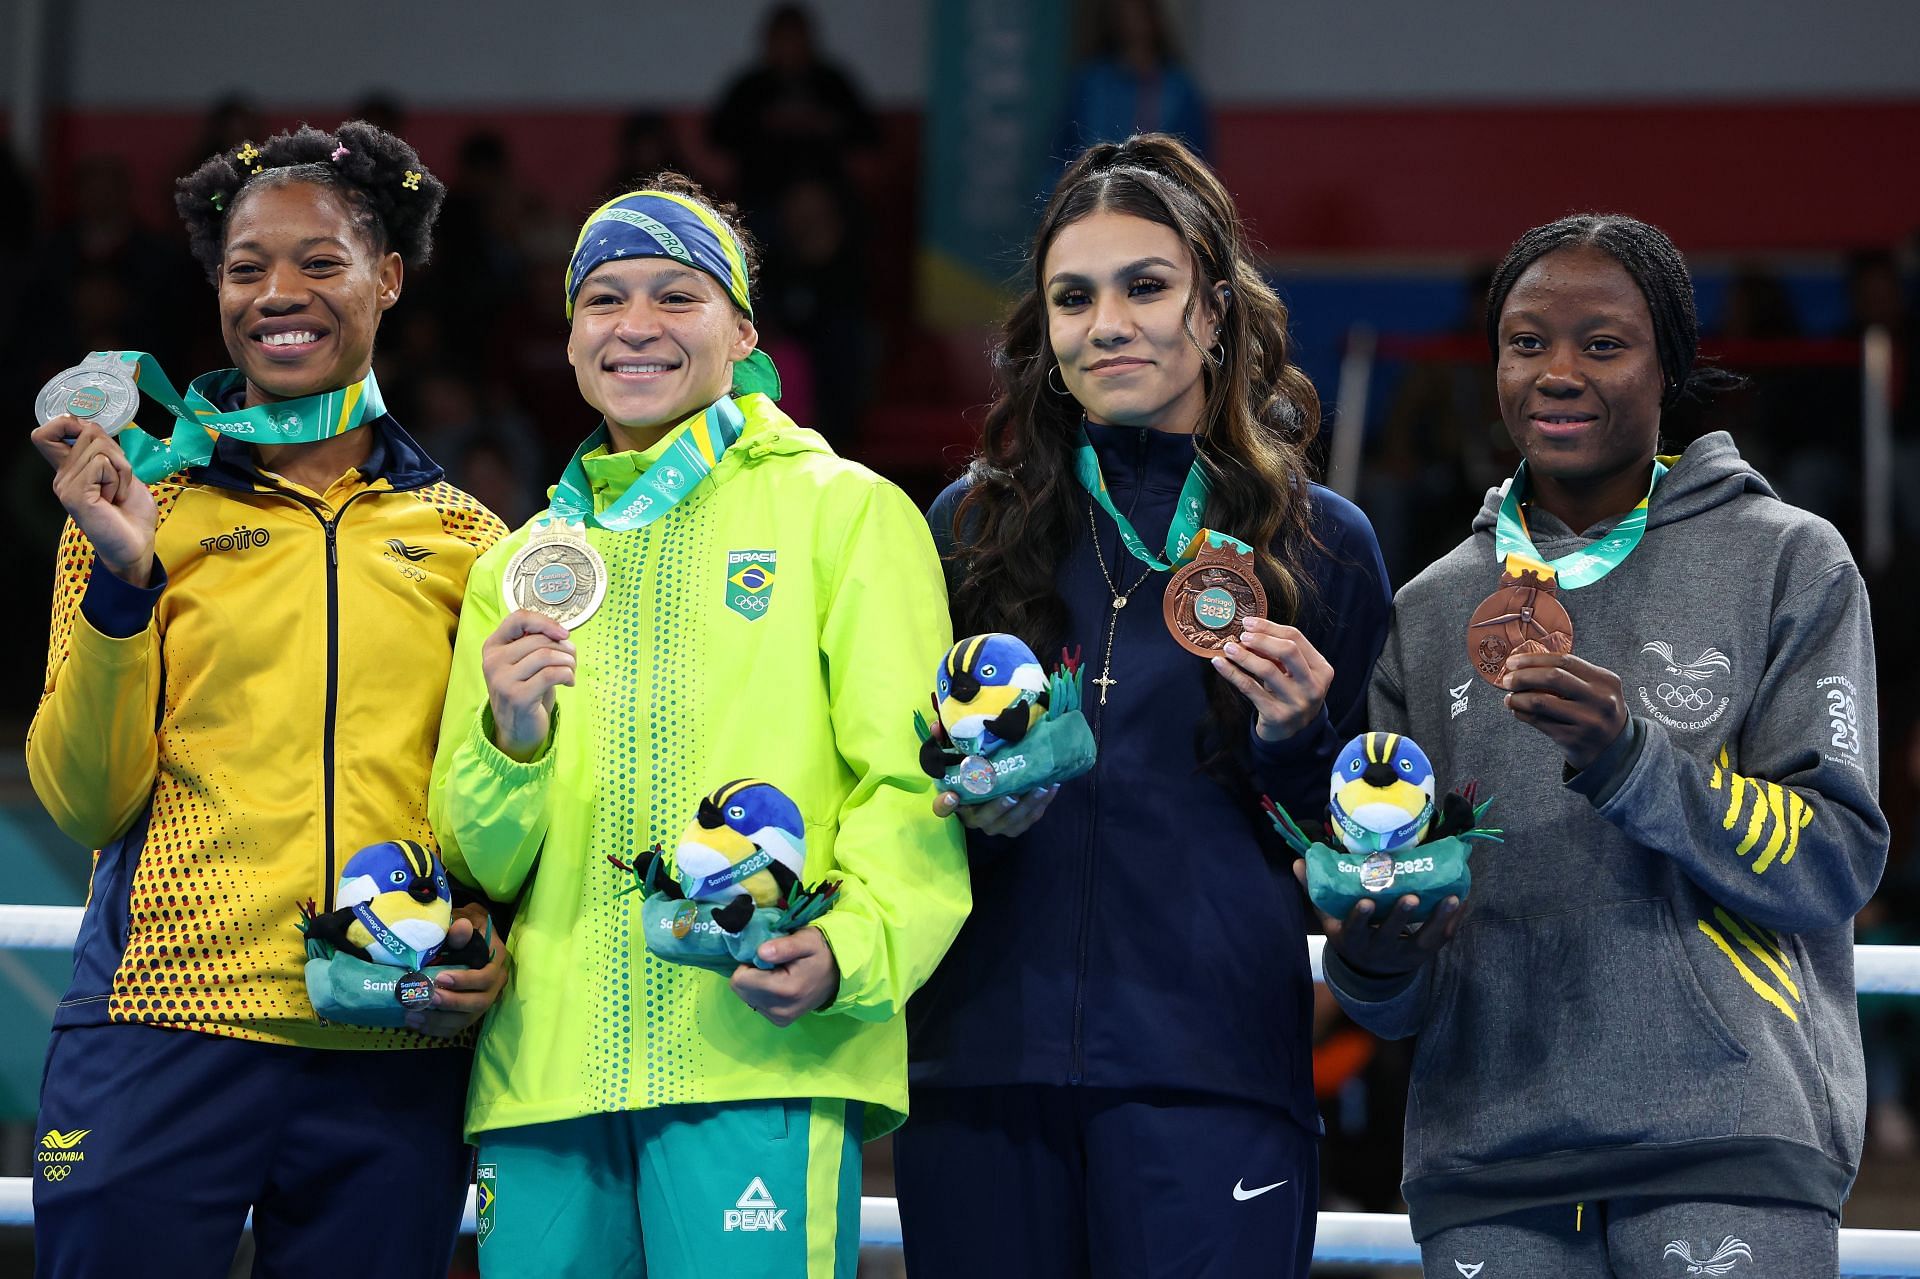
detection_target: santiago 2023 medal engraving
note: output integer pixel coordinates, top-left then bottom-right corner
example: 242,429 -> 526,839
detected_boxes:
1163,540 -> 1267,657
36,356 -> 140,435
503,523 -> 607,630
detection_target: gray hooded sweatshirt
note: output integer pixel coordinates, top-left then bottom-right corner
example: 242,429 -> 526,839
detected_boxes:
1325,432 -> 1888,1239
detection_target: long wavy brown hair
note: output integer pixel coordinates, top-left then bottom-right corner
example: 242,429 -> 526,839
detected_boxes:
949,133 -> 1322,769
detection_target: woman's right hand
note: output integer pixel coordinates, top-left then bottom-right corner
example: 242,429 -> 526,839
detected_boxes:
482,610 -> 576,761
31,416 -> 157,586
932,784 -> 1060,837
1295,859 -> 1465,978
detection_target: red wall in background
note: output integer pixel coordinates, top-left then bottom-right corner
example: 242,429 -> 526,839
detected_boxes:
1213,99 -> 1920,255
26,97 -> 1920,255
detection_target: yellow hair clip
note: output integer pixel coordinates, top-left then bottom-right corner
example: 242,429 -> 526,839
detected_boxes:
236,142 -> 261,166
401,170 -> 422,192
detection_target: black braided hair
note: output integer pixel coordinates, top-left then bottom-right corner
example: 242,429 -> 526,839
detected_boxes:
174,120 -> 447,283
1485,213 -> 1744,408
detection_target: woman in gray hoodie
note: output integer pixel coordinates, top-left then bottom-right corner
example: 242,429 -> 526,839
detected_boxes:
1320,214 -> 1887,1278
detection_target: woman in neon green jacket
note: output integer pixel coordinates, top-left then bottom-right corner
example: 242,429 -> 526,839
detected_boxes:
429,173 -> 968,1278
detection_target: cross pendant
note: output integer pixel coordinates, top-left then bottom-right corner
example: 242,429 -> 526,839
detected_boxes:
1093,670 -> 1117,704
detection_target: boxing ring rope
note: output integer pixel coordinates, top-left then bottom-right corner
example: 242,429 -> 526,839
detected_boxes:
4,905 -> 1919,1274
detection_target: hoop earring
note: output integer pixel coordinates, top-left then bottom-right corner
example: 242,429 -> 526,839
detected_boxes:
1047,364 -> 1074,397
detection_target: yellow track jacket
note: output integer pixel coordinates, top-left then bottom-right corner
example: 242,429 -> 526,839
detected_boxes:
27,421 -> 505,1048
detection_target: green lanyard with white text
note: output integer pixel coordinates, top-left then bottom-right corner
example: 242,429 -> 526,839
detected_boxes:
88,351 -> 383,482
542,395 -> 745,531
1493,459 -> 1668,588
1072,426 -> 1251,566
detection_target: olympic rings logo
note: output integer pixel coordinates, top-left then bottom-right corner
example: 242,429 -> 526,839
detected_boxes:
42,1166 -> 71,1182
733,594 -> 770,612
1656,683 -> 1713,710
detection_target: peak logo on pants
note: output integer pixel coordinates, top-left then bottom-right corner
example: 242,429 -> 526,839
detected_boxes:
724,1175 -> 787,1231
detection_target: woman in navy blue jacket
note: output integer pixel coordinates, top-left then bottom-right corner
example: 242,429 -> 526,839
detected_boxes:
896,133 -> 1391,1278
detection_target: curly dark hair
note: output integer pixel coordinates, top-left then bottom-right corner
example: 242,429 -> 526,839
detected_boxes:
949,133 -> 1322,773
174,120 -> 447,283
1486,213 -> 1743,409
592,169 -> 763,309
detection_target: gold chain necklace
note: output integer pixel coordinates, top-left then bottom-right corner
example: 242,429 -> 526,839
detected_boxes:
1086,502 -> 1157,705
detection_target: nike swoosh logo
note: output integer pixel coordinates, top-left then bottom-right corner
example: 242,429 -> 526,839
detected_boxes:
1231,1178 -> 1288,1201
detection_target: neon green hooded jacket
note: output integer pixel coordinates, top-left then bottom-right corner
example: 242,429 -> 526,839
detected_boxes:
429,394 -> 968,1139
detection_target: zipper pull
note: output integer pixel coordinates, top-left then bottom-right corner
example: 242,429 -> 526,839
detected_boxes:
325,521 -> 338,568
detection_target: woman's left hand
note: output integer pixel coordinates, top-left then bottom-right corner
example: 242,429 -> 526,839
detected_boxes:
732,927 -> 839,1028
1212,617 -> 1335,742
406,903 -> 509,1039
1501,652 -> 1628,771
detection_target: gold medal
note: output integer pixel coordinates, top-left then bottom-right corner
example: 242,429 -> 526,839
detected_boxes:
502,520 -> 607,630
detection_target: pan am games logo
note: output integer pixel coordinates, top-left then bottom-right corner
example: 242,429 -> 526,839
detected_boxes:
726,550 -> 777,621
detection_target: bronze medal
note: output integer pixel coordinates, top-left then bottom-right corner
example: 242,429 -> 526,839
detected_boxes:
1163,540 -> 1267,658
1466,564 -> 1574,686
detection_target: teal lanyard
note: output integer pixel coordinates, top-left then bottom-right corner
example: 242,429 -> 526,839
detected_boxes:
683,848 -> 776,900
544,396 -> 744,531
95,351 -> 383,483
1493,460 -> 1668,589
1072,426 -> 1247,568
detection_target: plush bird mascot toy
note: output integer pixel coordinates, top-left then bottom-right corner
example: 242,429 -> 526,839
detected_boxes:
915,633 -> 1097,802
1264,732 -> 1502,922
613,779 -> 842,975
298,839 -> 491,1026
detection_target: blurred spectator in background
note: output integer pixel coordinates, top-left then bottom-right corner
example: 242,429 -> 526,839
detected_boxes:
429,130 -> 536,359
761,175 -> 873,441
708,2 -> 879,232
602,110 -> 696,197
178,93 -> 264,179
1774,249 -> 1908,540
1053,0 -> 1212,172
349,92 -> 409,138
1362,267 -> 1508,585
1693,262 -> 1809,477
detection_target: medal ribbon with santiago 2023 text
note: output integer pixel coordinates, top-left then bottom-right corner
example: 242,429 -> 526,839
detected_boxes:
81,351 -> 383,483
1493,458 -> 1669,587
541,394 -> 745,533
1072,425 -> 1256,567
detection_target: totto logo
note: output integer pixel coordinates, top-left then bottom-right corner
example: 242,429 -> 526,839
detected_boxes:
200,526 -> 271,553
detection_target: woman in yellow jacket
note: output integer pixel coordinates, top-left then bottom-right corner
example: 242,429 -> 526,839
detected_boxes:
430,174 -> 968,1278
27,122 -> 506,1278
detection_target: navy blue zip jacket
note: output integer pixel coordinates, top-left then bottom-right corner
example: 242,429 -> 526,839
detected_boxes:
909,422 -> 1391,1130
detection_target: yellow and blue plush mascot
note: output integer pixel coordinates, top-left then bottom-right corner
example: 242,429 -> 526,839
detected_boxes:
916,633 -> 1097,802
298,839 -> 490,1026
1265,732 -> 1501,922
619,779 -> 841,974
1328,732 -> 1438,855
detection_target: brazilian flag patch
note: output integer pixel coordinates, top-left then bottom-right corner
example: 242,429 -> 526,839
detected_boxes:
726,549 -> 777,621
476,1163 -> 496,1243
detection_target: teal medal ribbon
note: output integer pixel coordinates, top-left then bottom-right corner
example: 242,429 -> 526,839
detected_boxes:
1493,459 -> 1669,588
542,395 -> 745,532
1072,426 -> 1247,566
85,351 -> 383,483
348,902 -> 425,970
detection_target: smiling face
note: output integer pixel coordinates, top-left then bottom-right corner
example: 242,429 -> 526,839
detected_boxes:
218,181 -> 401,405
1496,243 -> 1665,526
567,258 -> 757,442
1044,209 -> 1221,434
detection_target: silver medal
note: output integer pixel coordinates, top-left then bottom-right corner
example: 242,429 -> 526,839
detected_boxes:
36,355 -> 140,435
